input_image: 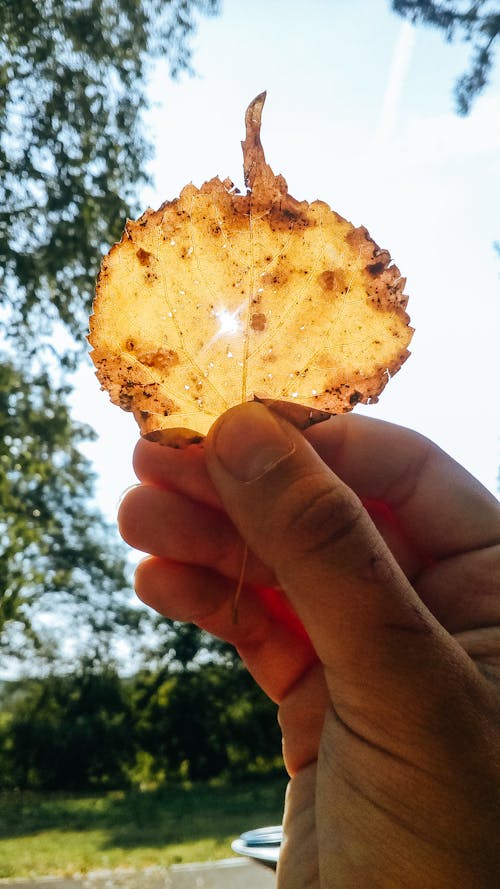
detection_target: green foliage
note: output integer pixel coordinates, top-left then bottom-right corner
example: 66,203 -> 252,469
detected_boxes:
0,356 -> 143,665
0,662 -> 282,791
128,661 -> 282,783
139,616 -> 240,672
0,668 -> 134,790
0,0 -> 221,676
0,0 -> 219,354
391,1 -> 500,113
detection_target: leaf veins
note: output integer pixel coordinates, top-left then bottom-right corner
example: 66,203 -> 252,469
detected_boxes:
89,92 -> 413,446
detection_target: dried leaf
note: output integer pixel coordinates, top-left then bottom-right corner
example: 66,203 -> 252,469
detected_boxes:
89,93 -> 413,445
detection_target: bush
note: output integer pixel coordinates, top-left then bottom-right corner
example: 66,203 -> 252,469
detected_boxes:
0,660 -> 283,790
1,669 -> 134,790
129,662 -> 282,782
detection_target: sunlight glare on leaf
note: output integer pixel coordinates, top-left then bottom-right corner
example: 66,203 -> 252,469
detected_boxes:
215,307 -> 242,337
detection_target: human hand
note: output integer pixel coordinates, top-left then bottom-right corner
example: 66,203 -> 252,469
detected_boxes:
119,405 -> 500,888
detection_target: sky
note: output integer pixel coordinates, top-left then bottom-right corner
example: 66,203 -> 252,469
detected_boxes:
75,0 -> 500,519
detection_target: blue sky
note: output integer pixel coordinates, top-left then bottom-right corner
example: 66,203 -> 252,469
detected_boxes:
77,0 -> 500,512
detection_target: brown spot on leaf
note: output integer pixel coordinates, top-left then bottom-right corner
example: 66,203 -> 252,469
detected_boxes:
262,271 -> 287,287
119,392 -> 134,411
137,348 -> 179,372
366,261 -> 386,276
268,201 -> 311,232
136,248 -> 153,266
251,312 -> 267,331
317,269 -> 347,293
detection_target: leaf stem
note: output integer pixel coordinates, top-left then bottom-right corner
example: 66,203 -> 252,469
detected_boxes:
232,541 -> 249,624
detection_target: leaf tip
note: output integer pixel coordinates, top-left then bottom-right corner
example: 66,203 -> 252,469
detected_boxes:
242,91 -> 268,189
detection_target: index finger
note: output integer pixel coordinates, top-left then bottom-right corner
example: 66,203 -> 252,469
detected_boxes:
305,413 -> 500,560
133,437 -> 221,509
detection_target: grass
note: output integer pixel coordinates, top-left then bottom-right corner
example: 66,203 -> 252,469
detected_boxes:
0,778 -> 287,879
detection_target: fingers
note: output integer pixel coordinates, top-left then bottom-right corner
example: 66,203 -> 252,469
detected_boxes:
204,403 -> 483,745
133,410 -> 500,577
134,556 -> 316,704
133,438 -> 221,510
131,436 -> 424,582
305,413 -> 500,560
415,546 -> 500,634
118,485 -> 273,587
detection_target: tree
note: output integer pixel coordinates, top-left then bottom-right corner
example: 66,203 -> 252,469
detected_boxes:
0,356 -> 145,669
0,0 -> 219,357
130,661 -> 282,782
0,1 -> 219,666
0,658 -> 282,790
139,615 -> 240,673
0,665 -> 135,790
391,1 -> 500,113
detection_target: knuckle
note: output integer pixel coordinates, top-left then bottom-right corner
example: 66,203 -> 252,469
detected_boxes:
382,435 -> 435,509
281,473 -> 363,560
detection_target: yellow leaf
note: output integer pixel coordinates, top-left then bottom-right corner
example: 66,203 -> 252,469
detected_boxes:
89,93 -> 413,446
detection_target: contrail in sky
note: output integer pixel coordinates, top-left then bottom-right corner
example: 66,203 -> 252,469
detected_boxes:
375,21 -> 416,149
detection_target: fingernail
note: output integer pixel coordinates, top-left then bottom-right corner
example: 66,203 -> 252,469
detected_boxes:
213,403 -> 295,482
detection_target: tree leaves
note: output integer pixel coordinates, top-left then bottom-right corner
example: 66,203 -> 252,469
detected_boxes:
391,0 -> 500,114
0,357 -> 139,670
89,94 -> 413,445
0,0 -> 219,355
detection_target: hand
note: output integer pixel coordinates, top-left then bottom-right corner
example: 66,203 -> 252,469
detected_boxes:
118,405 -> 500,888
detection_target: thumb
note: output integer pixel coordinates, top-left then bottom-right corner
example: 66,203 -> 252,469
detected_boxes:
205,402 -> 477,733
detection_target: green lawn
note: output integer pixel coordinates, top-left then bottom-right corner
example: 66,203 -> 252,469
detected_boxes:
0,779 -> 286,879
